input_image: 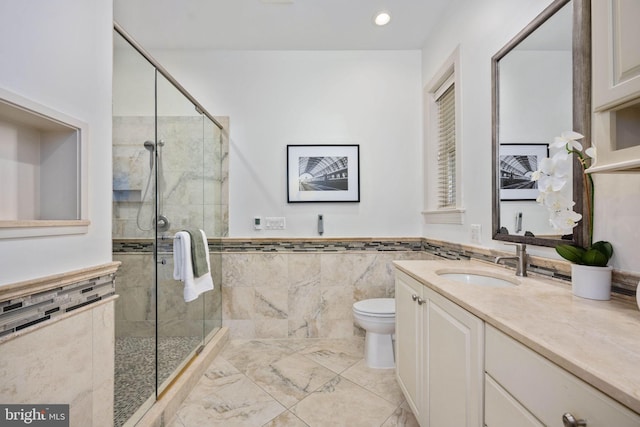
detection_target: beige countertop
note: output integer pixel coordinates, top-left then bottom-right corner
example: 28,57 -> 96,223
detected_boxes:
393,259 -> 640,415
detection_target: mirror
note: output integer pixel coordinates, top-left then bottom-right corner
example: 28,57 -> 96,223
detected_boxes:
492,0 -> 591,248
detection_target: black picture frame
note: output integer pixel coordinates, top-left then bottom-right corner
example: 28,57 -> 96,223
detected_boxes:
499,143 -> 549,201
287,144 -> 360,203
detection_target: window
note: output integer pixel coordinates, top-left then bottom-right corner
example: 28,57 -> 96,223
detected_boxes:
436,81 -> 456,208
423,47 -> 464,224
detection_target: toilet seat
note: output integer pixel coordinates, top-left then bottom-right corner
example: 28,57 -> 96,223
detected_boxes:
353,298 -> 395,317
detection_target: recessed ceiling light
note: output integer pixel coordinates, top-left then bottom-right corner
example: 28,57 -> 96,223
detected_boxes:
374,11 -> 391,26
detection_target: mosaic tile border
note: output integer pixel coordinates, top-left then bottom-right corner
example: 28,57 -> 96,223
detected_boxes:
0,267 -> 118,340
112,238 -> 425,254
111,237 -> 639,297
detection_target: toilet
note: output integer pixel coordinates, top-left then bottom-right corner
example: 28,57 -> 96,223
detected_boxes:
352,298 -> 396,369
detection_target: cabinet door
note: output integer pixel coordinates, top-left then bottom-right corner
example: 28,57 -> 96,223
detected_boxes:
395,272 -> 424,422
593,0 -> 640,110
486,325 -> 640,427
590,0 -> 640,173
426,290 -> 484,427
485,374 -> 544,427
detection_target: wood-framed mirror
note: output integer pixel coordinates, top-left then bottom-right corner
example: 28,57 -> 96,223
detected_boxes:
491,0 -> 591,248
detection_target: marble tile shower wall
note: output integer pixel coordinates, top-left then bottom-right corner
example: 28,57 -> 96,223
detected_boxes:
221,250 -> 434,339
113,252 -> 222,338
112,116 -> 228,239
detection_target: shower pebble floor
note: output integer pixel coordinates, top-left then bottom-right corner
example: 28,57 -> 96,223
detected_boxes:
114,336 -> 203,427
168,337 -> 419,427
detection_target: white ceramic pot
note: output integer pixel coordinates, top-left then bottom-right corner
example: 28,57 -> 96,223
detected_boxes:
571,264 -> 612,301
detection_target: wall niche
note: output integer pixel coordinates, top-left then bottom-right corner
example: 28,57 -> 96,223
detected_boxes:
0,88 -> 89,238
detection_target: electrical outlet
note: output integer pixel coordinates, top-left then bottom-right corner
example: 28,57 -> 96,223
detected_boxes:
470,224 -> 481,244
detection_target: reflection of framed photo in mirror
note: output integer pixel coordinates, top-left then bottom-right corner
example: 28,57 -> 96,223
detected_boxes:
499,143 -> 548,201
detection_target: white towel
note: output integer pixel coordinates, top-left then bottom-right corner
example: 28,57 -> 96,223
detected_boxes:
173,229 -> 214,302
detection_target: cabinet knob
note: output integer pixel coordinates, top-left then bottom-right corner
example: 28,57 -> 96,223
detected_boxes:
410,294 -> 425,305
562,413 -> 587,427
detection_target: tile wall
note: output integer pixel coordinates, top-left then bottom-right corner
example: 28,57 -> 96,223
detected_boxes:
112,116 -> 229,240
0,264 -> 119,427
220,240 -> 434,339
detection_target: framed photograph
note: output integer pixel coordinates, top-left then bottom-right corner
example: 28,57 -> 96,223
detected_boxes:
287,144 -> 360,203
499,143 -> 548,201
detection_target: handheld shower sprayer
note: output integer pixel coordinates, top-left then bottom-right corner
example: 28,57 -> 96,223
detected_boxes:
137,140 -> 170,232
143,140 -> 166,169
143,140 -> 155,169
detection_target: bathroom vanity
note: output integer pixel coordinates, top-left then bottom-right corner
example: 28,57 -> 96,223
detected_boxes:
394,260 -> 640,427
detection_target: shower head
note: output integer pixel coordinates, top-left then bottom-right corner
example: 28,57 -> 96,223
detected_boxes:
143,140 -> 154,169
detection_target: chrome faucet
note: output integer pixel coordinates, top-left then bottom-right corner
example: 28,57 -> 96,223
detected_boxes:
495,243 -> 528,277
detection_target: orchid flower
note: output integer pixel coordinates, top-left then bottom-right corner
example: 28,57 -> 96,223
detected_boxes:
531,151 -> 571,192
540,191 -> 575,212
532,131 -> 598,247
551,131 -> 584,151
585,146 -> 596,160
533,132 -> 612,267
549,208 -> 583,234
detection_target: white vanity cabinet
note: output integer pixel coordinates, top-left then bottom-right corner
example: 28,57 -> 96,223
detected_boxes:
485,325 -> 640,427
395,270 -> 484,427
395,270 -> 424,421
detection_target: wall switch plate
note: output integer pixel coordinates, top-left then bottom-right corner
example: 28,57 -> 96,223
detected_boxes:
470,224 -> 481,244
265,217 -> 286,230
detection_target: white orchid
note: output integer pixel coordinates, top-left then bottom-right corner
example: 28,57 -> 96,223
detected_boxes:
549,209 -> 583,234
551,130 -> 584,151
585,145 -> 596,162
534,132 -> 612,267
540,191 -> 575,212
533,151 -> 571,192
531,132 -> 588,234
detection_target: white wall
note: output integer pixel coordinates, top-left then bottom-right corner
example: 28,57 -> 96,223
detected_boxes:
146,50 -> 423,237
421,0 -> 558,258
420,0 -> 640,273
0,0 -> 113,285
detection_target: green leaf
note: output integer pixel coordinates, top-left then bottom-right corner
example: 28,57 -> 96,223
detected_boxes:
583,248 -> 609,267
556,244 -> 586,264
591,241 -> 613,260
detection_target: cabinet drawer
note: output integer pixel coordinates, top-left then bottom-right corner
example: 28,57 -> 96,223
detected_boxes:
485,374 -> 543,427
485,325 -> 640,426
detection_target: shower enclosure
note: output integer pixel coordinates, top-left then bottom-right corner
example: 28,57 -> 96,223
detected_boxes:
112,25 -> 226,427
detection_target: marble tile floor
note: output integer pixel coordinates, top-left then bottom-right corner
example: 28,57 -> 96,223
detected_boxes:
168,337 -> 419,427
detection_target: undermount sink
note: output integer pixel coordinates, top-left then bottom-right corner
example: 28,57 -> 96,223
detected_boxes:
436,270 -> 519,288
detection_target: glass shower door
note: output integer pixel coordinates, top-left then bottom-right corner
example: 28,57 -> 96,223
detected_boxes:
112,30 -> 158,426
155,73 -> 206,394
113,25 -> 224,426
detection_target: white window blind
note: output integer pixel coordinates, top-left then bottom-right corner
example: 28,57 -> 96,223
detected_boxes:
436,81 -> 456,209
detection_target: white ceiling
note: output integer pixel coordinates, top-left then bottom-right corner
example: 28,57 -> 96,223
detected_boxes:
113,0 -> 454,50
